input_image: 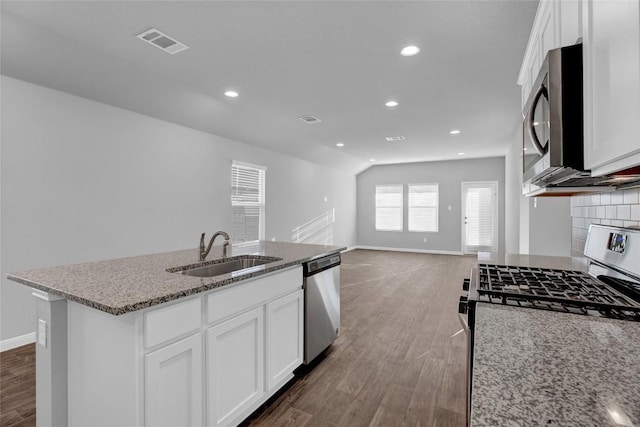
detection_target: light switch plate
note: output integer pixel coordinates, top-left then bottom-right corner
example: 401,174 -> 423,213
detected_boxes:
38,319 -> 47,348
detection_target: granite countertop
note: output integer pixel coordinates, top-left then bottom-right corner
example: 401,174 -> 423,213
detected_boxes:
471,303 -> 640,427
477,251 -> 590,271
7,241 -> 345,315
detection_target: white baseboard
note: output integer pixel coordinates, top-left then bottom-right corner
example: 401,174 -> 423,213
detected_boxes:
0,331 -> 36,352
354,245 -> 464,256
342,246 -> 358,252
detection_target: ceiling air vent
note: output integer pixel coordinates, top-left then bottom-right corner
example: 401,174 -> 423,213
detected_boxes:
299,115 -> 322,124
385,136 -> 406,142
136,28 -> 189,55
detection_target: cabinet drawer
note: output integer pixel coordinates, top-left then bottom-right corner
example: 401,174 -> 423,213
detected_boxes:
145,297 -> 201,348
207,266 -> 302,325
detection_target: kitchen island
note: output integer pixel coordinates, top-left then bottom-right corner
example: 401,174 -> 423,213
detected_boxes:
7,241 -> 345,427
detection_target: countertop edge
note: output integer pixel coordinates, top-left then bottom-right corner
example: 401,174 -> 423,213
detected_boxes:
7,245 -> 345,315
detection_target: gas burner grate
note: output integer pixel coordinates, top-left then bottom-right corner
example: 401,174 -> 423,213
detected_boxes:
477,264 -> 640,314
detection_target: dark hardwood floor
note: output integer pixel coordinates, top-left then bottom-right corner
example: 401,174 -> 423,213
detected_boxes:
0,249 -> 475,427
247,249 -> 476,426
0,343 -> 35,426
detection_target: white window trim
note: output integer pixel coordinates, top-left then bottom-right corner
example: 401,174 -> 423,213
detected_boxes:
231,160 -> 266,242
232,160 -> 267,171
408,183 -> 439,233
375,184 -> 404,232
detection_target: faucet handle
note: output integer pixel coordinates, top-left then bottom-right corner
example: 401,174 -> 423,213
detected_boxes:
200,233 -> 206,248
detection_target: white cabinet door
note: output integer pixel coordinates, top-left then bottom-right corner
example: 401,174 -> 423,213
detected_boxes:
538,0 -> 559,60
145,334 -> 203,427
583,0 -> 640,175
266,289 -> 304,390
206,307 -> 264,427
559,0 -> 582,46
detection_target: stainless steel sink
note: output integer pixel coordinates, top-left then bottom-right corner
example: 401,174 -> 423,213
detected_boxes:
170,255 -> 282,278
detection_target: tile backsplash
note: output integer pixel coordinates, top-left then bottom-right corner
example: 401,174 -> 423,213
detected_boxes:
571,188 -> 640,256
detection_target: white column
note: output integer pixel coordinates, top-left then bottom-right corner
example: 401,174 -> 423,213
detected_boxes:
32,289 -> 68,427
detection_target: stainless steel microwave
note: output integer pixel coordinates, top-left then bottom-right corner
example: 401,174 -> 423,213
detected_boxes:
522,43 -> 591,196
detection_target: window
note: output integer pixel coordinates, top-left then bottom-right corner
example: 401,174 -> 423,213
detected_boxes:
375,185 -> 403,231
231,161 -> 266,242
408,184 -> 439,232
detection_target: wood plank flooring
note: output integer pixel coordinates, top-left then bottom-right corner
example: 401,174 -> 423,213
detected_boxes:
247,249 -> 476,426
0,343 -> 35,426
0,249 -> 476,427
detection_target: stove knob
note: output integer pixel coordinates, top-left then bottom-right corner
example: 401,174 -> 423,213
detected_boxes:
458,296 -> 468,314
462,278 -> 470,291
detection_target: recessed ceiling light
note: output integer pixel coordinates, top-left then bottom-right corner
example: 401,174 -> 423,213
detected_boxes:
401,45 -> 420,56
370,158 -> 376,162
224,90 -> 239,98
450,130 -> 461,135
524,148 -> 528,151
336,143 -> 344,147
385,136 -> 405,142
458,152 -> 465,156
385,100 -> 399,107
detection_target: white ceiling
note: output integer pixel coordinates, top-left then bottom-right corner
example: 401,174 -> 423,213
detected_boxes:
1,1 -> 538,174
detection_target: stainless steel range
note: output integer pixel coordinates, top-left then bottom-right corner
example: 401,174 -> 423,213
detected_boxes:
458,224 -> 640,424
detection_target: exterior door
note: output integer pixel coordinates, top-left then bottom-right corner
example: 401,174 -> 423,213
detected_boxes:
462,182 -> 499,254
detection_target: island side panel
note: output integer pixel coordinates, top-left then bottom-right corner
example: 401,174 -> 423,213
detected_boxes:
32,290 -> 68,427
67,301 -> 142,426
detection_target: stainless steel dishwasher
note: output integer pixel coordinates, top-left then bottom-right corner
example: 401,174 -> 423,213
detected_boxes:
303,253 -> 341,364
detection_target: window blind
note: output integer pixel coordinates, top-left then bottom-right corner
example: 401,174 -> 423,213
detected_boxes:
375,185 -> 403,231
231,162 -> 266,242
408,184 -> 439,232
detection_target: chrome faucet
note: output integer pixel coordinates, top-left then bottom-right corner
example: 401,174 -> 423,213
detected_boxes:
199,231 -> 230,261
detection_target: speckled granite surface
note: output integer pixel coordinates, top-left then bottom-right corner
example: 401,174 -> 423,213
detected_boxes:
477,251 -> 590,271
7,241 -> 344,315
471,303 -> 640,427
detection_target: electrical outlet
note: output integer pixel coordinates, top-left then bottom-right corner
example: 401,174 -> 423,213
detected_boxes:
38,319 -> 47,348
271,237 -> 277,242
448,205 -> 452,211
423,237 -> 427,243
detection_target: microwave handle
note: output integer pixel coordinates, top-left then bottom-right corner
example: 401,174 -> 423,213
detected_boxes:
526,83 -> 549,156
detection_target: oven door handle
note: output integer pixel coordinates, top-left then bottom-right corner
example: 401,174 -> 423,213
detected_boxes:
458,313 -> 470,332
458,296 -> 470,332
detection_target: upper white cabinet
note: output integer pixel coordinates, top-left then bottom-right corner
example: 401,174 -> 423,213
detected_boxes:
518,0 -> 582,111
582,0 -> 640,175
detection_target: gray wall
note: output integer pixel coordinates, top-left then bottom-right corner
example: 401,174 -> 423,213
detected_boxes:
504,128 -> 572,257
356,157 -> 505,253
0,76 -> 357,343
504,131 -> 522,254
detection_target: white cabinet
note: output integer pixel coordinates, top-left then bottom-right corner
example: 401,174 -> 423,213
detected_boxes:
65,265 -> 305,427
206,307 -> 265,427
582,0 -> 640,175
266,289 -> 304,390
145,334 -> 203,427
518,0 -> 582,110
